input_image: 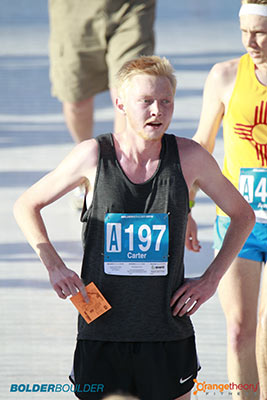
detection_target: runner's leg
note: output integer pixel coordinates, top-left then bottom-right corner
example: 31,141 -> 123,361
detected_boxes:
218,255 -> 262,400
256,263 -> 267,400
63,97 -> 94,143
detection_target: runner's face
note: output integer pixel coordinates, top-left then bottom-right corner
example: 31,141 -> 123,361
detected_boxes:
123,74 -> 174,141
240,14 -> 267,65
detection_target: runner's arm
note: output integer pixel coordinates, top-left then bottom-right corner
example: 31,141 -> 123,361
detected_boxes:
13,140 -> 98,301
186,61 -> 235,252
193,61 -> 232,149
172,142 -> 255,316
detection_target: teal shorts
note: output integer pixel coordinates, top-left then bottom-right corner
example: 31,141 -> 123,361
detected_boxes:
214,215 -> 267,263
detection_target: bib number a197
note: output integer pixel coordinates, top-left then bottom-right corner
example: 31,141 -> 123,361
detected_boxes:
239,168 -> 267,221
104,213 -> 169,276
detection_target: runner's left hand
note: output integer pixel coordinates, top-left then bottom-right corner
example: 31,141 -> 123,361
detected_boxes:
170,276 -> 218,317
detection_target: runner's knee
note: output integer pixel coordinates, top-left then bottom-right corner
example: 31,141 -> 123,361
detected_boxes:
228,320 -> 257,353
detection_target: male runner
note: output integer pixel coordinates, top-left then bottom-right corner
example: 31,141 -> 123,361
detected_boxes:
186,1 -> 267,399
14,56 -> 255,400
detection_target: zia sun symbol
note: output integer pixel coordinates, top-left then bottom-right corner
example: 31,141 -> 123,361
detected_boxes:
234,100 -> 267,166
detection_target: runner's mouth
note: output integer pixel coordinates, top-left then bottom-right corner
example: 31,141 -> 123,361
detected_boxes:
145,121 -> 162,127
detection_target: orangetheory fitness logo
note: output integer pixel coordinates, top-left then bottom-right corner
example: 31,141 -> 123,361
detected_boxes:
234,101 -> 267,166
193,379 -> 259,396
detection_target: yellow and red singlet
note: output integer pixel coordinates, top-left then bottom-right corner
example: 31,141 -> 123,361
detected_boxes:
218,53 -> 267,220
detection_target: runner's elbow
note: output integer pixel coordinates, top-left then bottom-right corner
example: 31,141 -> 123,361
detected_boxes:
13,193 -> 40,223
230,202 -> 255,232
249,207 -> 256,227
13,195 -> 28,224
13,196 -> 24,220
241,203 -> 256,229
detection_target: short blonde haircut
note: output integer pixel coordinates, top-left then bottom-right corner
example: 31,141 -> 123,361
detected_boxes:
242,0 -> 267,5
116,55 -> 177,96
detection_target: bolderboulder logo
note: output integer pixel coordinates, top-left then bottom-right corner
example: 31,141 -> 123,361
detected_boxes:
193,379 -> 259,396
10,383 -> 104,393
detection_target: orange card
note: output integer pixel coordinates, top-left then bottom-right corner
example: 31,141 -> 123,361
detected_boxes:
70,282 -> 111,324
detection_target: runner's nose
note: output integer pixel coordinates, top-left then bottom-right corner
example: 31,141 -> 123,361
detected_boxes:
150,100 -> 162,116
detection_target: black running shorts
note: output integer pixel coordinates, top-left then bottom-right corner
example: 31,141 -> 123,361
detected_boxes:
70,336 -> 199,400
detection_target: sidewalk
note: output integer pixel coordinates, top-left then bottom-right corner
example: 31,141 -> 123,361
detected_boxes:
0,1 -> 244,399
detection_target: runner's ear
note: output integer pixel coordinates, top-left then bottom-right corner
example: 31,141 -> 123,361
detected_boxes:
115,97 -> 126,114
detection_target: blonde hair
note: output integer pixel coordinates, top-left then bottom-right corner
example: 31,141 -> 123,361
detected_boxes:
242,0 -> 267,4
116,55 -> 177,96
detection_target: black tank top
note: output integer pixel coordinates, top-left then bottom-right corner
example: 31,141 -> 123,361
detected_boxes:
78,133 -> 194,341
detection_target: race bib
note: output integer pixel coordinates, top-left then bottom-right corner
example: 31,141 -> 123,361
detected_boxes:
104,213 -> 169,276
239,168 -> 267,222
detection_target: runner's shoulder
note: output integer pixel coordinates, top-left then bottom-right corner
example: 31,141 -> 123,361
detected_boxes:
175,136 -> 206,160
73,138 -> 99,168
208,58 -> 240,87
175,136 -> 215,187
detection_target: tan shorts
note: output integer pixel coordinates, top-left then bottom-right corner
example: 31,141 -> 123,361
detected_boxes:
49,0 -> 155,103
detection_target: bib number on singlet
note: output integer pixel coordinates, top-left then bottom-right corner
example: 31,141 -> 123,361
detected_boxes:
239,168 -> 267,222
104,213 -> 169,276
